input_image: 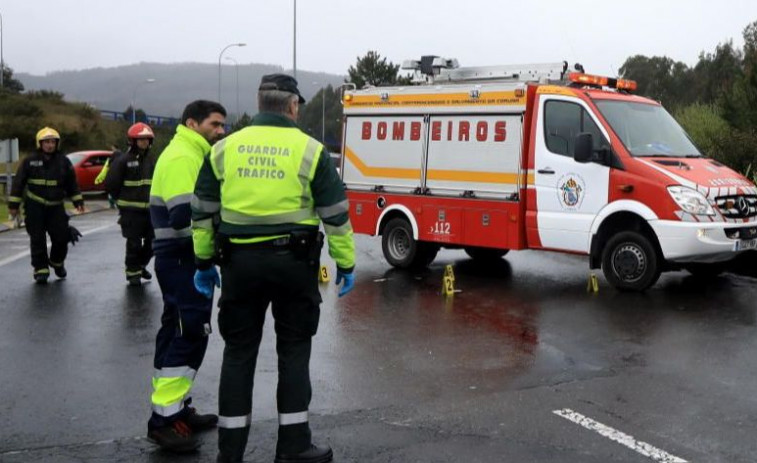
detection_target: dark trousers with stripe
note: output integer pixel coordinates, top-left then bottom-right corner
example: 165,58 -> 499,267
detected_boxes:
119,210 -> 154,276
218,245 -> 322,460
24,201 -> 69,271
149,250 -> 213,429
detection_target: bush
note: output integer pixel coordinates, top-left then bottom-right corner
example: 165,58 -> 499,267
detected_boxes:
675,103 -> 730,156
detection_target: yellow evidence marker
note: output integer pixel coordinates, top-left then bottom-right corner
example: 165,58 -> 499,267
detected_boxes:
443,264 -> 456,296
319,265 -> 330,283
586,273 -> 599,293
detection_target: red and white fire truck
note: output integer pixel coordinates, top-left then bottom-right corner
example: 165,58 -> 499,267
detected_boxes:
338,57 -> 757,291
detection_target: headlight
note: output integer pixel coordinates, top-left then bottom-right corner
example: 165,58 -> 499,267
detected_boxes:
667,186 -> 714,216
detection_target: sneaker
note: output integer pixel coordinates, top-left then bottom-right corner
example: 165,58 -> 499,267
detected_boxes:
141,268 -> 153,280
147,420 -> 200,453
274,444 -> 333,463
185,407 -> 218,432
52,264 -> 67,279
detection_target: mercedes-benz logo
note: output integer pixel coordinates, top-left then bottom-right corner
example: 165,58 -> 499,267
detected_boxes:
737,196 -> 750,217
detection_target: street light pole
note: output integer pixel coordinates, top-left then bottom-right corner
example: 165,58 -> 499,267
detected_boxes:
293,0 -> 297,79
218,42 -> 246,103
131,78 -> 156,125
1,10 -> 5,89
225,56 -> 240,123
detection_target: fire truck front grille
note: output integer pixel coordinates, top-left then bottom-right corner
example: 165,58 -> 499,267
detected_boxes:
714,195 -> 757,219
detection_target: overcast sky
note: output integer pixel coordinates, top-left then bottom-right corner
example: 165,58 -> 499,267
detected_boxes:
1,0 -> 755,78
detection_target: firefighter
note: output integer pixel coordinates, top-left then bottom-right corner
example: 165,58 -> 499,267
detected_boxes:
146,100 -> 227,452
192,74 -> 355,463
9,127 -> 84,283
105,123 -> 156,285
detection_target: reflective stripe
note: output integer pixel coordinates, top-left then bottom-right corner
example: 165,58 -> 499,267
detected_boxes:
126,269 -> 143,277
324,221 -> 353,236
9,196 -> 23,203
49,261 -> 63,268
317,200 -> 349,219
218,414 -> 252,429
154,226 -> 193,240
27,178 -> 58,186
221,208 -> 317,225
152,400 -> 186,418
154,366 -> 197,380
298,138 -> 321,208
279,411 -> 308,426
123,179 -> 152,186
167,193 -> 193,210
193,218 -> 214,230
116,199 -> 149,209
25,190 -> 62,206
70,194 -> 83,202
191,195 -> 220,213
149,195 -> 166,206
34,268 -> 50,275
211,139 -> 227,179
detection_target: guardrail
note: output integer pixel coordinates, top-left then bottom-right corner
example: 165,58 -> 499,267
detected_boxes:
100,110 -> 180,127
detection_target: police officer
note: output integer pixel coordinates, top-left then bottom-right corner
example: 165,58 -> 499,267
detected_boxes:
192,74 -> 355,463
9,127 -> 84,283
146,101 -> 227,452
105,123 -> 156,285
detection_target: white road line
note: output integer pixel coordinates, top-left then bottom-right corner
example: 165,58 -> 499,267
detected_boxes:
0,224 -> 114,268
553,408 -> 687,463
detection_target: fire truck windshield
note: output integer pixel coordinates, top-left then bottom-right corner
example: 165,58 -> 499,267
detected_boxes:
594,100 -> 702,158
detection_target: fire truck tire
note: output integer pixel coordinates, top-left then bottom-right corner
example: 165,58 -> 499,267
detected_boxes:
601,231 -> 661,291
464,247 -> 509,261
382,218 -> 438,268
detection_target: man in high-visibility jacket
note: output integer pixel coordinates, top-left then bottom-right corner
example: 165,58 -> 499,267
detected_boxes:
146,100 -> 227,453
9,127 -> 84,283
105,123 -> 156,285
192,74 -> 355,463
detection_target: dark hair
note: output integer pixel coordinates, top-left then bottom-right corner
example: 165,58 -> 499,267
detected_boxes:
181,100 -> 227,125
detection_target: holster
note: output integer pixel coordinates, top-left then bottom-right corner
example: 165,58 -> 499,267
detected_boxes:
215,233 -> 230,265
289,230 -> 324,264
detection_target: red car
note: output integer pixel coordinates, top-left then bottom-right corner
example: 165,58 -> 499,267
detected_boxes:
67,150 -> 112,192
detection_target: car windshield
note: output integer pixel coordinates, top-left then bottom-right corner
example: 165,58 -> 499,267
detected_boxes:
67,152 -> 87,165
593,100 -> 702,157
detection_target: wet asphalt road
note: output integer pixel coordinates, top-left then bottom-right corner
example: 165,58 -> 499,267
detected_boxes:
1,209 -> 757,462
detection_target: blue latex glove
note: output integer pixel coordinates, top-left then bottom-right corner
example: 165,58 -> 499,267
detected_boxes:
336,270 -> 355,297
194,267 -> 220,299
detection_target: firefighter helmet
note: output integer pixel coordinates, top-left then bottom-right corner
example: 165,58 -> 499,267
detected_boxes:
35,127 -> 61,149
127,122 -> 155,140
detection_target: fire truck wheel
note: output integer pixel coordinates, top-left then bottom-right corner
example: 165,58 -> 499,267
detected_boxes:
601,231 -> 661,292
382,218 -> 438,268
464,247 -> 509,261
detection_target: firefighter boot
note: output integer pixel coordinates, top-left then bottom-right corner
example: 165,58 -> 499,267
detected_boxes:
141,268 -> 153,281
33,268 -> 49,284
127,269 -> 142,286
184,407 -> 218,432
51,262 -> 67,279
147,420 -> 200,453
274,444 -> 333,463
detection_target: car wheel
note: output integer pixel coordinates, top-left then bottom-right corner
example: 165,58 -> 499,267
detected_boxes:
602,231 -> 661,292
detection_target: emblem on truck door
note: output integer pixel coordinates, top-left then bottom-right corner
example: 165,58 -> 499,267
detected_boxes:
558,174 -> 586,210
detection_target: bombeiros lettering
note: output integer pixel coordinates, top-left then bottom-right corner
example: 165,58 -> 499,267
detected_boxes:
361,120 -> 507,142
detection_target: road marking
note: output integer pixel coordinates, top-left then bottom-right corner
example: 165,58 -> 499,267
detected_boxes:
553,408 -> 687,463
0,224 -> 114,268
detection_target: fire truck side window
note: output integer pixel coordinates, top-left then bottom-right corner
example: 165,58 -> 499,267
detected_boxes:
544,100 -> 605,157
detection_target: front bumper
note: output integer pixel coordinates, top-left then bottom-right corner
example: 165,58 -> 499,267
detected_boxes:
650,219 -> 757,263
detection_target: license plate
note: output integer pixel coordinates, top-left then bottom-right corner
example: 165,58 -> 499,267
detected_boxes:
734,238 -> 757,251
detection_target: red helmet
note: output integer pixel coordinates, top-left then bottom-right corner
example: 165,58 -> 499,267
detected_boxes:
127,122 -> 155,140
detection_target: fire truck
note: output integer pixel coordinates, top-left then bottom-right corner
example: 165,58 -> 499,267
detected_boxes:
338,56 -> 757,291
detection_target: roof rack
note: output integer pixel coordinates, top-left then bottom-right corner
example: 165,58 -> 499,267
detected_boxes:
401,56 -> 569,85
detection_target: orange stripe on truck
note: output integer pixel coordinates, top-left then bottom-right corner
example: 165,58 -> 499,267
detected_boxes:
345,146 -> 535,185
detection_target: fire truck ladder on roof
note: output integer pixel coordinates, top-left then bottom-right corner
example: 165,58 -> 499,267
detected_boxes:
402,56 -> 569,85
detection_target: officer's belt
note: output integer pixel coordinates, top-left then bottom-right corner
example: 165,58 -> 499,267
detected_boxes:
229,236 -> 291,249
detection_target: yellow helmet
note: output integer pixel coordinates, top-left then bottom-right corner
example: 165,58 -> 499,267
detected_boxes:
35,127 -> 61,149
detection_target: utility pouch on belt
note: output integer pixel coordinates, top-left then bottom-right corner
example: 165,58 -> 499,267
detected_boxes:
215,233 -> 230,264
289,230 -> 324,263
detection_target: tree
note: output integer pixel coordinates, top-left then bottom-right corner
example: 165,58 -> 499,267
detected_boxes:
1,64 -> 25,94
123,105 -> 147,123
619,55 -> 692,110
347,51 -> 406,89
230,112 -> 253,133
299,85 -> 343,151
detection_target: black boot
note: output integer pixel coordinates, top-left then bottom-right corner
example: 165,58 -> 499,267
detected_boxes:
141,268 -> 153,280
147,420 -> 200,453
51,263 -> 67,279
128,275 -> 142,286
185,407 -> 218,432
274,444 -> 333,463
34,269 -> 49,284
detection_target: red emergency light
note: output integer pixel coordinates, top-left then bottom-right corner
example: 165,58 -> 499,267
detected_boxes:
568,72 -> 637,93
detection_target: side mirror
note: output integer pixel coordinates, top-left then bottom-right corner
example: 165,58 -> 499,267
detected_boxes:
574,133 -> 594,163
